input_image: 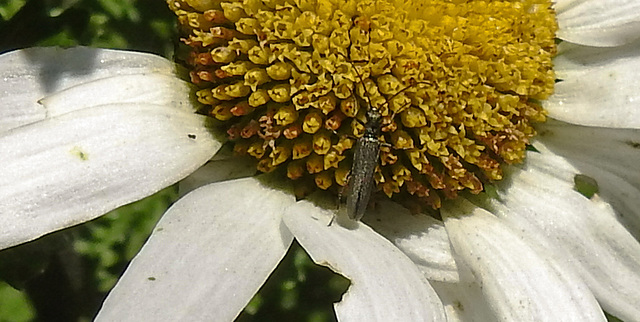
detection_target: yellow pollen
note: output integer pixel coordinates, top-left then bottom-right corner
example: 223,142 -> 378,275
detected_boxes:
248,89 -> 270,107
169,0 -> 557,212
292,140 -> 312,159
335,166 -> 350,186
312,132 -> 332,155
315,171 -> 334,190
302,111 -> 323,133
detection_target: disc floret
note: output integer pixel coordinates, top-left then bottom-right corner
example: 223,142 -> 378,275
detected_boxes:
169,0 -> 557,211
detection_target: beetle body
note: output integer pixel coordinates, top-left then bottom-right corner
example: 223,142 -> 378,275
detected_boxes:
346,107 -> 383,221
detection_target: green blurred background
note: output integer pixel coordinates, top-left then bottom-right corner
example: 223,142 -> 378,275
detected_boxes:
0,1 -> 347,321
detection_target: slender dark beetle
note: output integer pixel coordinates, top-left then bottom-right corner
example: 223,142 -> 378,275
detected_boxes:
345,97 -> 383,221
338,53 -> 427,222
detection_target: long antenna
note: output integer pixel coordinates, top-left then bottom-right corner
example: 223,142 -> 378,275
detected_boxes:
333,50 -> 430,118
333,51 -> 376,112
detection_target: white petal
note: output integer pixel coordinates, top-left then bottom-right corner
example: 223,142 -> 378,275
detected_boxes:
566,162 -> 640,240
430,281 -> 497,322
0,47 -> 178,132
535,123 -> 640,238
555,0 -> 640,47
363,200 -> 460,283
282,200 -> 446,322
178,147 -> 257,196
0,103 -> 220,249
39,74 -> 197,117
536,120 -> 640,189
96,177 -> 295,321
489,152 -> 640,321
442,200 -> 606,322
552,41 -> 640,78
545,46 -> 640,128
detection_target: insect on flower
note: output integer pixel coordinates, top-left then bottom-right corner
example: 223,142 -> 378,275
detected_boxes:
345,87 -> 384,221
340,57 -> 429,222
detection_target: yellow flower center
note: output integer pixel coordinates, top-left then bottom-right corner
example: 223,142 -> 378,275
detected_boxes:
168,0 -> 557,212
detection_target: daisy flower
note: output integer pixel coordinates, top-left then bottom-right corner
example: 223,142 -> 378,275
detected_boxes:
1,0 -> 640,320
